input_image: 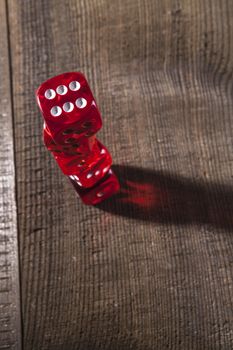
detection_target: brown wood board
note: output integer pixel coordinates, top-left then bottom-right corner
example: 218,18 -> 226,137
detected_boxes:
3,0 -> 233,348
0,1 -> 22,349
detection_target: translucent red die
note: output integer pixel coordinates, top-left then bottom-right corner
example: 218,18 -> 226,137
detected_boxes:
36,72 -> 119,204
69,169 -> 120,205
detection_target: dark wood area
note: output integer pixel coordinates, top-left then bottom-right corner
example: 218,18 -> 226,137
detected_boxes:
1,0 -> 233,348
0,2 -> 21,349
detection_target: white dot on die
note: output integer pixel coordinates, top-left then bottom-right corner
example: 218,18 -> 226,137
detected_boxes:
86,172 -> 93,179
103,167 -> 109,173
97,192 -> 104,198
95,170 -> 100,176
76,97 -> 87,109
45,89 -> 56,99
56,85 -> 68,95
50,106 -> 62,117
63,102 -> 74,113
69,81 -> 81,91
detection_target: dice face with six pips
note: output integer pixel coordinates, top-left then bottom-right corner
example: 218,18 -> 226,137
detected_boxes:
36,72 -> 119,204
37,72 -> 102,138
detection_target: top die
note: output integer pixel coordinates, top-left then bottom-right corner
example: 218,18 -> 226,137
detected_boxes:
36,72 -> 102,139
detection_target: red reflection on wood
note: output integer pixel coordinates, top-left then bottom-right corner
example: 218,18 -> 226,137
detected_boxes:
120,180 -> 165,209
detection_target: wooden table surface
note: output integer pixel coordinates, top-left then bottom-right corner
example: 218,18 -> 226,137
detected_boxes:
1,0 -> 233,349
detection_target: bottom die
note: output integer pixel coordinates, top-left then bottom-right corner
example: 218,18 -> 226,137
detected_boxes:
69,168 -> 120,205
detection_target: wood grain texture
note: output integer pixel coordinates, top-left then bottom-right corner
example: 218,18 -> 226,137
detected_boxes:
7,0 -> 233,349
0,1 -> 22,349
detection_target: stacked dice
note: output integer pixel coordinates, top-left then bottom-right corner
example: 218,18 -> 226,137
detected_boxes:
36,72 -> 119,205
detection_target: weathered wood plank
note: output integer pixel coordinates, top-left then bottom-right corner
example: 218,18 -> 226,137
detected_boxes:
8,0 -> 233,349
0,1 -> 22,349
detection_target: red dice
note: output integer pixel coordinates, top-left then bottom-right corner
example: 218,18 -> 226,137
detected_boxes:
36,72 -> 119,204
